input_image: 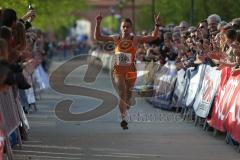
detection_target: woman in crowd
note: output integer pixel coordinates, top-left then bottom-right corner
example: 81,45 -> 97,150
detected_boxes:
0,38 -> 9,91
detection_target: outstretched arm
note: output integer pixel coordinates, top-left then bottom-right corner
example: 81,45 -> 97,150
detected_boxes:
94,12 -> 114,42
136,13 -> 161,43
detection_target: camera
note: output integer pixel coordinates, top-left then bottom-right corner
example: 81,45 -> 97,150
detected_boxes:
28,1 -> 34,10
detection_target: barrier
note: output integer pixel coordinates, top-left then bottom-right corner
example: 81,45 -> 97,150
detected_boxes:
147,63 -> 240,145
193,66 -> 221,118
226,89 -> 240,144
97,53 -> 240,146
176,67 -> 193,110
207,67 -> 234,132
0,116 -> 4,160
0,87 -> 23,160
0,87 -> 21,138
172,69 -> 186,109
151,60 -> 177,109
134,61 -> 159,97
185,64 -> 206,108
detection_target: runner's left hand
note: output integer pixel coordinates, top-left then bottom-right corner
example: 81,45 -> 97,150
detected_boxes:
154,12 -> 161,26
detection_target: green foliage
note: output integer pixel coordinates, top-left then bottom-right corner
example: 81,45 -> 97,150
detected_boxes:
102,15 -> 120,33
136,0 -> 240,30
0,0 -> 87,33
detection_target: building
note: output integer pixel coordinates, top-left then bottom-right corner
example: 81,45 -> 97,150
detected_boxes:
74,0 -> 153,41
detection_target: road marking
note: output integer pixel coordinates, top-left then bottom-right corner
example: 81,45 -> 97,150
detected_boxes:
24,140 -> 41,143
93,154 -> 140,158
111,152 -> 164,157
15,154 -> 82,160
22,144 -> 82,151
13,150 -> 83,156
29,121 -> 56,126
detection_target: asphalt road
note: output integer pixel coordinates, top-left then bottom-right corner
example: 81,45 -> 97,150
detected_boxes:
11,60 -> 240,160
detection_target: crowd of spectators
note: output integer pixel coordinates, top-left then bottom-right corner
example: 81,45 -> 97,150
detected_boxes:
135,14 -> 240,74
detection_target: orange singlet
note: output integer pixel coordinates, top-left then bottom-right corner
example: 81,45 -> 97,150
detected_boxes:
112,36 -> 137,86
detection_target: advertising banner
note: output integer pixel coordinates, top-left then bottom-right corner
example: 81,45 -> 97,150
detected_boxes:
207,67 -> 236,132
0,115 -> 4,160
224,71 -> 240,143
151,61 -> 177,109
194,66 -> 221,118
172,69 -> 186,106
185,65 -> 206,107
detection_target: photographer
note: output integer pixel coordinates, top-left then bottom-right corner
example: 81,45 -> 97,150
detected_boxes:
1,8 -> 36,30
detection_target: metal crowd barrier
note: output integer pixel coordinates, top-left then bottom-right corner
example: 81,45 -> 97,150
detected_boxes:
0,87 -> 23,160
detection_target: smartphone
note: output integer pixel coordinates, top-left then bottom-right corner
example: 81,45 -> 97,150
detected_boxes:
28,1 -> 34,10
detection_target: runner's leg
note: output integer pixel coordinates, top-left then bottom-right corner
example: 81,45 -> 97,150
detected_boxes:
113,74 -> 128,119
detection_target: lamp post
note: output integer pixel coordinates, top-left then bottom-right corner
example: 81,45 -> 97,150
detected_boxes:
132,0 -> 135,32
118,0 -> 124,21
190,0 -> 194,25
152,0 -> 155,27
110,7 -> 115,33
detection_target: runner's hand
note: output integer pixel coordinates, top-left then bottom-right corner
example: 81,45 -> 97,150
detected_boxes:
96,12 -> 103,23
154,12 -> 161,26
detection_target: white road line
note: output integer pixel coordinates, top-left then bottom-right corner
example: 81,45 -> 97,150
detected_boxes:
22,144 -> 82,151
20,144 -> 168,158
93,154 -> 140,158
13,150 -> 83,156
27,115 -> 56,120
111,152 -> 164,157
23,140 -> 41,143
90,147 -> 119,152
15,154 -> 82,160
29,121 -> 56,126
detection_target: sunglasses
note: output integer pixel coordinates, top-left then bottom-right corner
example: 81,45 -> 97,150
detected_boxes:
232,23 -> 240,29
199,25 -> 204,29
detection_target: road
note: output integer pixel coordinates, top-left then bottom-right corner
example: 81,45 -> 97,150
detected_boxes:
12,60 -> 240,160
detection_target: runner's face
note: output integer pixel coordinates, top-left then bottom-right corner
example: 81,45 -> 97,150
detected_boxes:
121,22 -> 132,36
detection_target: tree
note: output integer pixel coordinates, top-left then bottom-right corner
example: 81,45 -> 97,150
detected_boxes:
136,0 -> 240,30
0,0 -> 88,33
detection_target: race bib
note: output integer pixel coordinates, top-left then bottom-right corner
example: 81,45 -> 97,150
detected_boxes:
115,52 -> 132,65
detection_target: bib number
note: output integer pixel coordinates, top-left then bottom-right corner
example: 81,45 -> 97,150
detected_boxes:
115,52 -> 132,65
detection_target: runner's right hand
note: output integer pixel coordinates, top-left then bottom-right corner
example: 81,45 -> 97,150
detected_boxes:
96,12 -> 102,23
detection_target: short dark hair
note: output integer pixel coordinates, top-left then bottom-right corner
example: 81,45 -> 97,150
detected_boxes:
232,18 -> 240,30
164,32 -> 172,40
200,19 -> 208,24
225,29 -> 237,41
236,30 -> 240,43
121,18 -> 132,26
1,8 -> 17,27
0,26 -> 12,42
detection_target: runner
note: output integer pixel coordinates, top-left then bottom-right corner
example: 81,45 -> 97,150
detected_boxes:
94,12 -> 161,129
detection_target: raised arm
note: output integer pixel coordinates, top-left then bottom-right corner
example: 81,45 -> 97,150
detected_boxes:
94,12 -> 114,42
136,13 -> 161,43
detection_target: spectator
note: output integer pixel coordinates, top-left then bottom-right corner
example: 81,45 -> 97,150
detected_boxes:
179,21 -> 189,32
207,14 -> 221,37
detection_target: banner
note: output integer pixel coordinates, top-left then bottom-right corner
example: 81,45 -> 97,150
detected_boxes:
143,61 -> 160,86
224,71 -> 240,143
185,64 -> 206,107
194,66 -> 221,118
172,69 -> 186,106
34,65 -> 50,90
0,115 -> 4,160
207,67 -> 236,132
177,66 -> 201,108
134,61 -> 147,92
0,131 -> 3,160
25,87 -> 36,104
151,61 -> 177,109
